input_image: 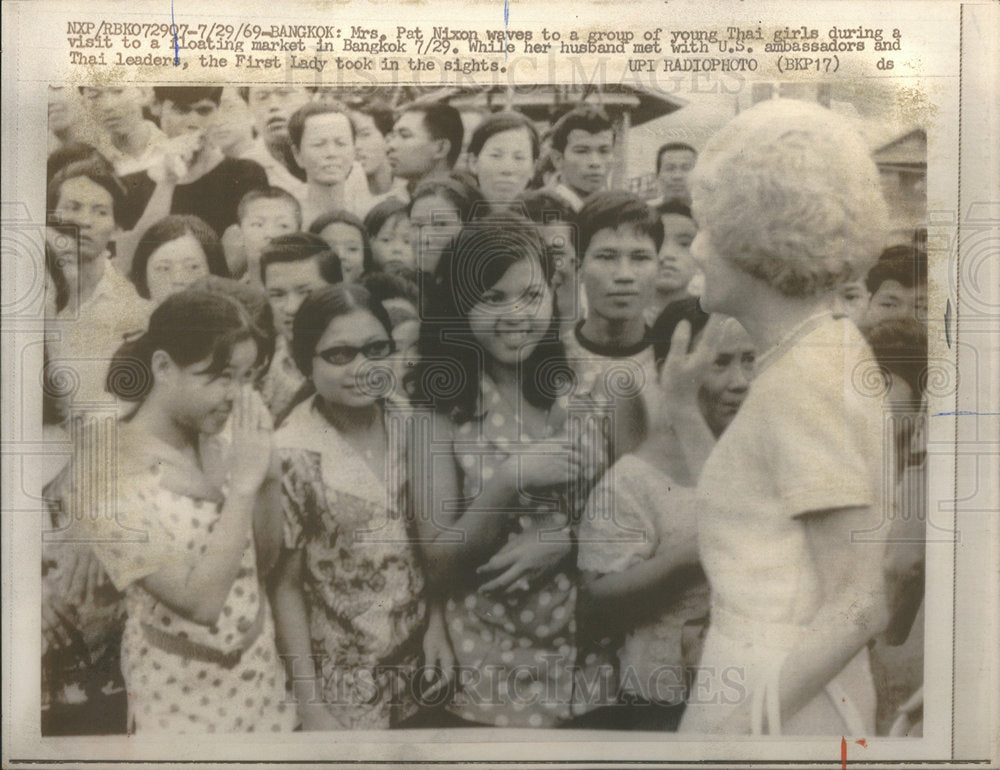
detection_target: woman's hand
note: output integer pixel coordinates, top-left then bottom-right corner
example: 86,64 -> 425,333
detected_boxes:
420,605 -> 456,699
228,385 -> 275,496
477,526 -> 572,596
654,315 -> 727,430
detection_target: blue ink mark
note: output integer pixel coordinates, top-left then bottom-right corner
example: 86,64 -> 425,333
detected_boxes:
503,0 -> 509,61
172,0 -> 180,66
932,411 -> 1000,417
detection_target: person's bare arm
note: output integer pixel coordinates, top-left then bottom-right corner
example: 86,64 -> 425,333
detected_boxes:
721,505 -> 889,733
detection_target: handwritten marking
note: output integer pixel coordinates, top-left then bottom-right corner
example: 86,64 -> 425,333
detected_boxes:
855,738 -> 868,748
932,411 -> 1000,417
503,0 -> 510,61
841,735 -> 847,769
171,0 -> 179,65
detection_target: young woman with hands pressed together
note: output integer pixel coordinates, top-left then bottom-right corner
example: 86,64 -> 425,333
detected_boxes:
78,289 -> 293,733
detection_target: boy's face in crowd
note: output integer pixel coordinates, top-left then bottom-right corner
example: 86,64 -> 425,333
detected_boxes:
555,129 -> 614,197
49,86 -> 78,135
240,199 -> 300,263
657,149 -> 697,202
696,319 -> 755,437
317,222 -> 365,283
264,259 -> 327,340
351,112 -> 390,176
835,280 -> 870,325
656,213 -> 698,295
865,279 -> 928,327
80,87 -> 148,136
292,112 -> 355,187
409,194 -> 462,275
50,176 -> 117,264
581,224 -> 657,324
210,88 -> 255,155
159,98 -> 219,140
246,87 -> 311,147
387,111 -> 442,180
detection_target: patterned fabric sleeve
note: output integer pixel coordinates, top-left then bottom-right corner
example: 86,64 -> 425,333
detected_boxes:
86,472 -> 189,592
279,449 -> 325,550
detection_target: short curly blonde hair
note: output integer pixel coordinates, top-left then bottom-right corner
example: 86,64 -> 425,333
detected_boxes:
689,99 -> 888,298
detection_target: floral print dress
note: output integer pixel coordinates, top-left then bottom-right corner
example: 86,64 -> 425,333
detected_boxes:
276,397 -> 427,729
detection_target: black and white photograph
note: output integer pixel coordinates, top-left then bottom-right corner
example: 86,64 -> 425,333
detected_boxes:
3,1 -> 998,767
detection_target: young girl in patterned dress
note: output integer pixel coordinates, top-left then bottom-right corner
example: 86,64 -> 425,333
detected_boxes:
271,284 -> 446,729
407,215 -> 608,728
80,289 -> 294,734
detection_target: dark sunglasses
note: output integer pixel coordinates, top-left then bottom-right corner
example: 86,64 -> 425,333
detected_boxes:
315,339 -> 396,366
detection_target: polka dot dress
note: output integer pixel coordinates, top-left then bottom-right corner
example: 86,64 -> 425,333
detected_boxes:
92,467 -> 293,734
444,378 -> 595,728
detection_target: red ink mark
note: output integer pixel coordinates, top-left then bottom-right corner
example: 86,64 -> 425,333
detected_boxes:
855,739 -> 868,748
841,736 -> 847,769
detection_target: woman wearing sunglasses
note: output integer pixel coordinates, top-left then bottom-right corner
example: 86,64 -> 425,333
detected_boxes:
270,284 -> 443,729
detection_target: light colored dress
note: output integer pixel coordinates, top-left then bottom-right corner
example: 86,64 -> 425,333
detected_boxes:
680,314 -> 885,735
86,450 -> 293,734
442,377 -> 612,727
275,397 -> 426,728
578,454 -> 709,705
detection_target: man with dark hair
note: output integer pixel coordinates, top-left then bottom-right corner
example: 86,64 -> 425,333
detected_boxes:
78,86 -> 167,178
238,85 -> 312,179
213,87 -> 306,199
647,199 -> 698,322
564,191 -> 663,405
862,243 -> 928,329
117,87 -> 268,257
547,105 -> 615,212
386,102 -> 464,192
862,316 -> 928,736
649,142 -> 698,207
348,98 -> 409,209
518,189 -> 583,324
259,232 -> 342,417
45,160 -> 151,408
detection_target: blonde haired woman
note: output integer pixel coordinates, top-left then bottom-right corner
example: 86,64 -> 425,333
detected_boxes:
664,99 -> 891,735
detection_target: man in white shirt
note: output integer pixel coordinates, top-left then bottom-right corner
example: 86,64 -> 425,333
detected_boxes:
547,106 -> 615,213
78,87 -> 168,178
46,159 -> 151,411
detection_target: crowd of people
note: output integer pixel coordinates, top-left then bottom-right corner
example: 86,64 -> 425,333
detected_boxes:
41,86 -> 928,737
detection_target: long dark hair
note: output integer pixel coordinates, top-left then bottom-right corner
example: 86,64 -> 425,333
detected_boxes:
105,289 -> 254,403
407,214 -> 568,422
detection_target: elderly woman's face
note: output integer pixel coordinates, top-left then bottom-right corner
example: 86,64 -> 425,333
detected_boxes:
689,228 -> 747,316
